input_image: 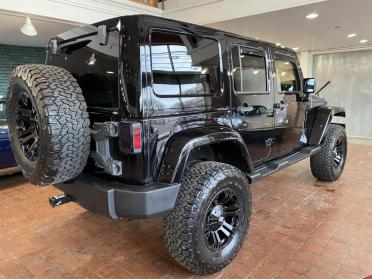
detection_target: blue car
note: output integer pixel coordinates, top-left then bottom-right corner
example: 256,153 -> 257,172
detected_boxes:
0,96 -> 19,176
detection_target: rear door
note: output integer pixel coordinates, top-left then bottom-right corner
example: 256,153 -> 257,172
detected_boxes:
272,50 -> 305,156
229,40 -> 275,165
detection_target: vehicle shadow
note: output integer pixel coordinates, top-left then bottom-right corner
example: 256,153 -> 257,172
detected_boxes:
0,173 -> 27,189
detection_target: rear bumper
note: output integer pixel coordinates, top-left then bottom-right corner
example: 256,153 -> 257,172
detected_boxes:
55,174 -> 180,219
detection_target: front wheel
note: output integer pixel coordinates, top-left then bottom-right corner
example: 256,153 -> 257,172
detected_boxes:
163,161 -> 251,275
310,124 -> 347,182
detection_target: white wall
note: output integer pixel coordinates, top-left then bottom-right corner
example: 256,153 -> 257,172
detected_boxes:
313,49 -> 372,138
163,0 -> 326,24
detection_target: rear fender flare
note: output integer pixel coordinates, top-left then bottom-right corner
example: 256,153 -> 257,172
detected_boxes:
156,127 -> 253,184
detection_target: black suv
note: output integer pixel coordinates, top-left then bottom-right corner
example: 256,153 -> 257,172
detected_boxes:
6,15 -> 347,274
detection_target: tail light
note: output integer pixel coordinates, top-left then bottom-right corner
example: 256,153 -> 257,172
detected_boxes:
119,122 -> 142,154
132,123 -> 142,153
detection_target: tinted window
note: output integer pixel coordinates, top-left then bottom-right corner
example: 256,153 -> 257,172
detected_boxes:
0,101 -> 5,120
232,45 -> 267,93
275,59 -> 300,92
48,27 -> 119,108
150,31 -> 221,96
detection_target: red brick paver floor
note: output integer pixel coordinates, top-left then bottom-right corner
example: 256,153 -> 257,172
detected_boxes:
0,142 -> 371,279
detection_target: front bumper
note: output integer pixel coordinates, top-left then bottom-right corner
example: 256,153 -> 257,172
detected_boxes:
55,174 -> 180,219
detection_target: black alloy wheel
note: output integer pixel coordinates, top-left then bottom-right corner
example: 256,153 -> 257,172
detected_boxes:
333,136 -> 345,170
15,91 -> 40,162
204,188 -> 242,251
163,161 -> 252,275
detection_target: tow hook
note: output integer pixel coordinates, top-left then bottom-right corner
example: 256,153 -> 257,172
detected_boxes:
49,194 -> 73,208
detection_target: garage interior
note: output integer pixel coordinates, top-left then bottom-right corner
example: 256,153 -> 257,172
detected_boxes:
0,0 -> 371,278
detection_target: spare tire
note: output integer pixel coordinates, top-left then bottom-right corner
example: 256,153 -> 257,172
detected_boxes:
7,64 -> 90,185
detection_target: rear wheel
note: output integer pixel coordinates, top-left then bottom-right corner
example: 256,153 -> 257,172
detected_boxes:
310,124 -> 347,181
7,64 -> 90,185
163,161 -> 251,275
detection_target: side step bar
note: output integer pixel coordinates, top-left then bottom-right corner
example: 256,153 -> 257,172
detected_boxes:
248,146 -> 321,183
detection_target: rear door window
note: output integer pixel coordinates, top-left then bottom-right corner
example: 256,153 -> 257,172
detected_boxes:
150,31 -> 222,97
231,45 -> 268,94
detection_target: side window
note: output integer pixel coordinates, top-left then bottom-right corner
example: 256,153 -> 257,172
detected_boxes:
231,45 -> 267,93
275,58 -> 300,92
150,31 -> 221,97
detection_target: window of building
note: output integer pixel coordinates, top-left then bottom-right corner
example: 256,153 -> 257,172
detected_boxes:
150,31 -> 221,97
231,45 -> 267,93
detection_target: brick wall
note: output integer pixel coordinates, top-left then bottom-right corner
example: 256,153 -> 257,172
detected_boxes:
0,44 -> 45,97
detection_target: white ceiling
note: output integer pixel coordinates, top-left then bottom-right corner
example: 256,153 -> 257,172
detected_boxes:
0,0 -> 371,52
207,0 -> 372,52
0,13 -> 78,47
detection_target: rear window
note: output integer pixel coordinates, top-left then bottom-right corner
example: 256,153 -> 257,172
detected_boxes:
48,27 -> 119,108
150,30 -> 221,97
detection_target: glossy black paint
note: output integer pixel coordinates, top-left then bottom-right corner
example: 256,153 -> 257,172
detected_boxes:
46,14 -> 344,186
157,125 -> 253,184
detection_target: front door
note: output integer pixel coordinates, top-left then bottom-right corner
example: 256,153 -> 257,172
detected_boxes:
229,41 -> 275,165
272,50 -> 304,156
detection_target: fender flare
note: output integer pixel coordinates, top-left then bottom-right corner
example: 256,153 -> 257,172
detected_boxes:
156,127 -> 254,184
307,105 -> 346,145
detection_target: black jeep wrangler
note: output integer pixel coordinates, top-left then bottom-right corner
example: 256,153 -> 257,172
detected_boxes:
6,15 -> 347,274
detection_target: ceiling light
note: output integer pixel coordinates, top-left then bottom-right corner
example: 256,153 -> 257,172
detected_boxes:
106,71 -> 114,74
276,42 -> 281,46
20,16 -> 37,36
88,53 -> 96,65
293,47 -> 299,51
281,72 -> 286,76
280,45 -> 285,48
253,69 -> 259,75
347,33 -> 357,38
306,13 -> 319,19
360,39 -> 368,44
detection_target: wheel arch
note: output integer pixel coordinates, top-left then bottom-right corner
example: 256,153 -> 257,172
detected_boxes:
156,127 -> 254,184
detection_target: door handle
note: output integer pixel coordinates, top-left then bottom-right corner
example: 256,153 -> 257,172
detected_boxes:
237,105 -> 254,115
274,102 -> 288,110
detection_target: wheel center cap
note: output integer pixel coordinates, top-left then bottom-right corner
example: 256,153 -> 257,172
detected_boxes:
210,205 -> 225,230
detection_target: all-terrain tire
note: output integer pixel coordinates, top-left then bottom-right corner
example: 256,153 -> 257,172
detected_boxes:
163,161 -> 251,275
7,64 -> 90,185
310,124 -> 347,182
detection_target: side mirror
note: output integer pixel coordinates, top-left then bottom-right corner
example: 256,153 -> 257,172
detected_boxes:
97,25 -> 109,46
303,78 -> 316,94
